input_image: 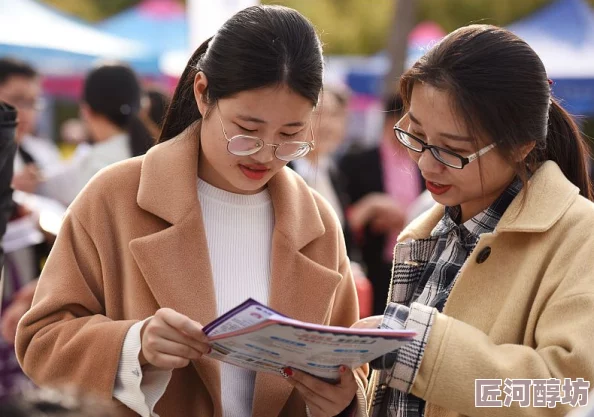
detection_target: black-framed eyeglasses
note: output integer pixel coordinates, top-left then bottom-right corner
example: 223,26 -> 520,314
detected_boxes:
216,104 -> 315,162
393,125 -> 496,169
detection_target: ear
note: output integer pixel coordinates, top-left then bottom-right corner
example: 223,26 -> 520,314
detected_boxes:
193,71 -> 210,117
79,103 -> 93,122
517,141 -> 536,162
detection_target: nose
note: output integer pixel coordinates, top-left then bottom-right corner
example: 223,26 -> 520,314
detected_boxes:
250,143 -> 275,164
416,149 -> 445,176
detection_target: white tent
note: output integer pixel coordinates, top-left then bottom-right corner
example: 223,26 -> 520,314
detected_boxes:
0,0 -> 158,76
508,0 -> 594,78
507,0 -> 594,114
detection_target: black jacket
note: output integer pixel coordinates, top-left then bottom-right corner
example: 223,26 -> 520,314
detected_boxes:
0,104 -> 17,272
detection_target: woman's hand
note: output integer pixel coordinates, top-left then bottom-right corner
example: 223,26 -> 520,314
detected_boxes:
12,164 -> 42,193
348,193 -> 405,235
1,279 -> 38,343
140,308 -> 211,370
286,366 -> 358,417
350,315 -> 383,329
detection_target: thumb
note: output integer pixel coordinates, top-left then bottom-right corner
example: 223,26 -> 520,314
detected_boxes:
337,365 -> 355,387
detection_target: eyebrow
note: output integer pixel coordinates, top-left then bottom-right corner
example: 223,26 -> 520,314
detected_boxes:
408,111 -> 474,142
237,114 -> 305,127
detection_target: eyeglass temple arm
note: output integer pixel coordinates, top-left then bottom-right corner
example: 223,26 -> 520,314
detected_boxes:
215,105 -> 228,137
466,143 -> 497,162
308,124 -> 316,150
396,112 -> 411,129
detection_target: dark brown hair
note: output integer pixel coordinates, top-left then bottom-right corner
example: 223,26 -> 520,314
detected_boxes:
0,57 -> 38,85
83,63 -> 153,157
400,24 -> 592,200
159,5 -> 323,143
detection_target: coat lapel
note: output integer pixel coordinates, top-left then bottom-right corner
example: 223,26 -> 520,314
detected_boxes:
129,126 -> 222,415
251,168 -> 343,417
129,208 -> 222,413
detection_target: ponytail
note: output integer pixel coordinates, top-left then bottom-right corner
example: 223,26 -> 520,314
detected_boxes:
158,37 -> 212,143
543,99 -> 593,200
127,114 -> 155,157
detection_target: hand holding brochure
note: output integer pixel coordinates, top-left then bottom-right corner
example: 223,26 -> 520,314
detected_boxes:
202,298 -> 416,382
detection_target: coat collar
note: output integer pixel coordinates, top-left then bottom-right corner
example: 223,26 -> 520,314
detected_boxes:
131,123 -> 339,416
136,123 -> 326,249
496,161 -> 579,232
399,161 -> 580,241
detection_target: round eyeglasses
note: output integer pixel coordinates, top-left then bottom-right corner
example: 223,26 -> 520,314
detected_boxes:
393,125 -> 496,169
216,105 -> 315,162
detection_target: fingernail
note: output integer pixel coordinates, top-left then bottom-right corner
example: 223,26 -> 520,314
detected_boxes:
207,347 -> 212,354
282,367 -> 293,378
339,365 -> 346,373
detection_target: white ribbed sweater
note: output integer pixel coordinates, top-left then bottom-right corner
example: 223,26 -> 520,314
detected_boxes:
113,180 -> 274,417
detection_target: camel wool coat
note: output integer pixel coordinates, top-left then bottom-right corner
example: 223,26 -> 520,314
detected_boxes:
367,161 -> 594,417
16,127 -> 368,417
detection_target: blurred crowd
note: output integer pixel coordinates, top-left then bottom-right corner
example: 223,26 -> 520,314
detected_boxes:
0,57 -> 171,398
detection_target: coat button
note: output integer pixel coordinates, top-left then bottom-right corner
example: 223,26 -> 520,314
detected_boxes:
476,246 -> 491,264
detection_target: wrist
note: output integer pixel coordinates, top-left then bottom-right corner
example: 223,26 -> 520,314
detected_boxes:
138,319 -> 151,366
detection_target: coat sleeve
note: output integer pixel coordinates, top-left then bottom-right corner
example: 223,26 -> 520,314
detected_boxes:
412,292 -> 594,417
15,209 -> 138,399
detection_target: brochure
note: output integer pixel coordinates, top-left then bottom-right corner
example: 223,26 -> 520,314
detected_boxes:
203,298 -> 416,382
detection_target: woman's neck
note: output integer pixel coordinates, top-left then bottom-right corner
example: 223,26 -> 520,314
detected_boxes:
459,179 -> 515,223
90,121 -> 125,143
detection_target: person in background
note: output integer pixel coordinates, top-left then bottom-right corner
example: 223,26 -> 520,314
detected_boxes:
0,387 -> 117,417
0,59 -> 61,399
139,86 -> 171,140
339,94 -> 423,316
290,83 -> 358,257
0,58 -> 62,194
60,118 -> 88,146
58,118 -> 88,159
16,6 -> 367,417
358,24 -> 594,417
1,64 -> 155,394
289,84 -> 373,317
39,63 -> 154,206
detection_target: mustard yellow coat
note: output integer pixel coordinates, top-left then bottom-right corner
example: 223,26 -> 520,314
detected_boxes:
368,161 -> 594,417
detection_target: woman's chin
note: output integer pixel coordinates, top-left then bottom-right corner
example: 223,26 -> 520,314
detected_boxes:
429,192 -> 459,208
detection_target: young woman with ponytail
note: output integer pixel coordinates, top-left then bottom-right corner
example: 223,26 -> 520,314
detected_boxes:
39,63 -> 154,206
16,6 -> 367,417
356,24 -> 594,417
